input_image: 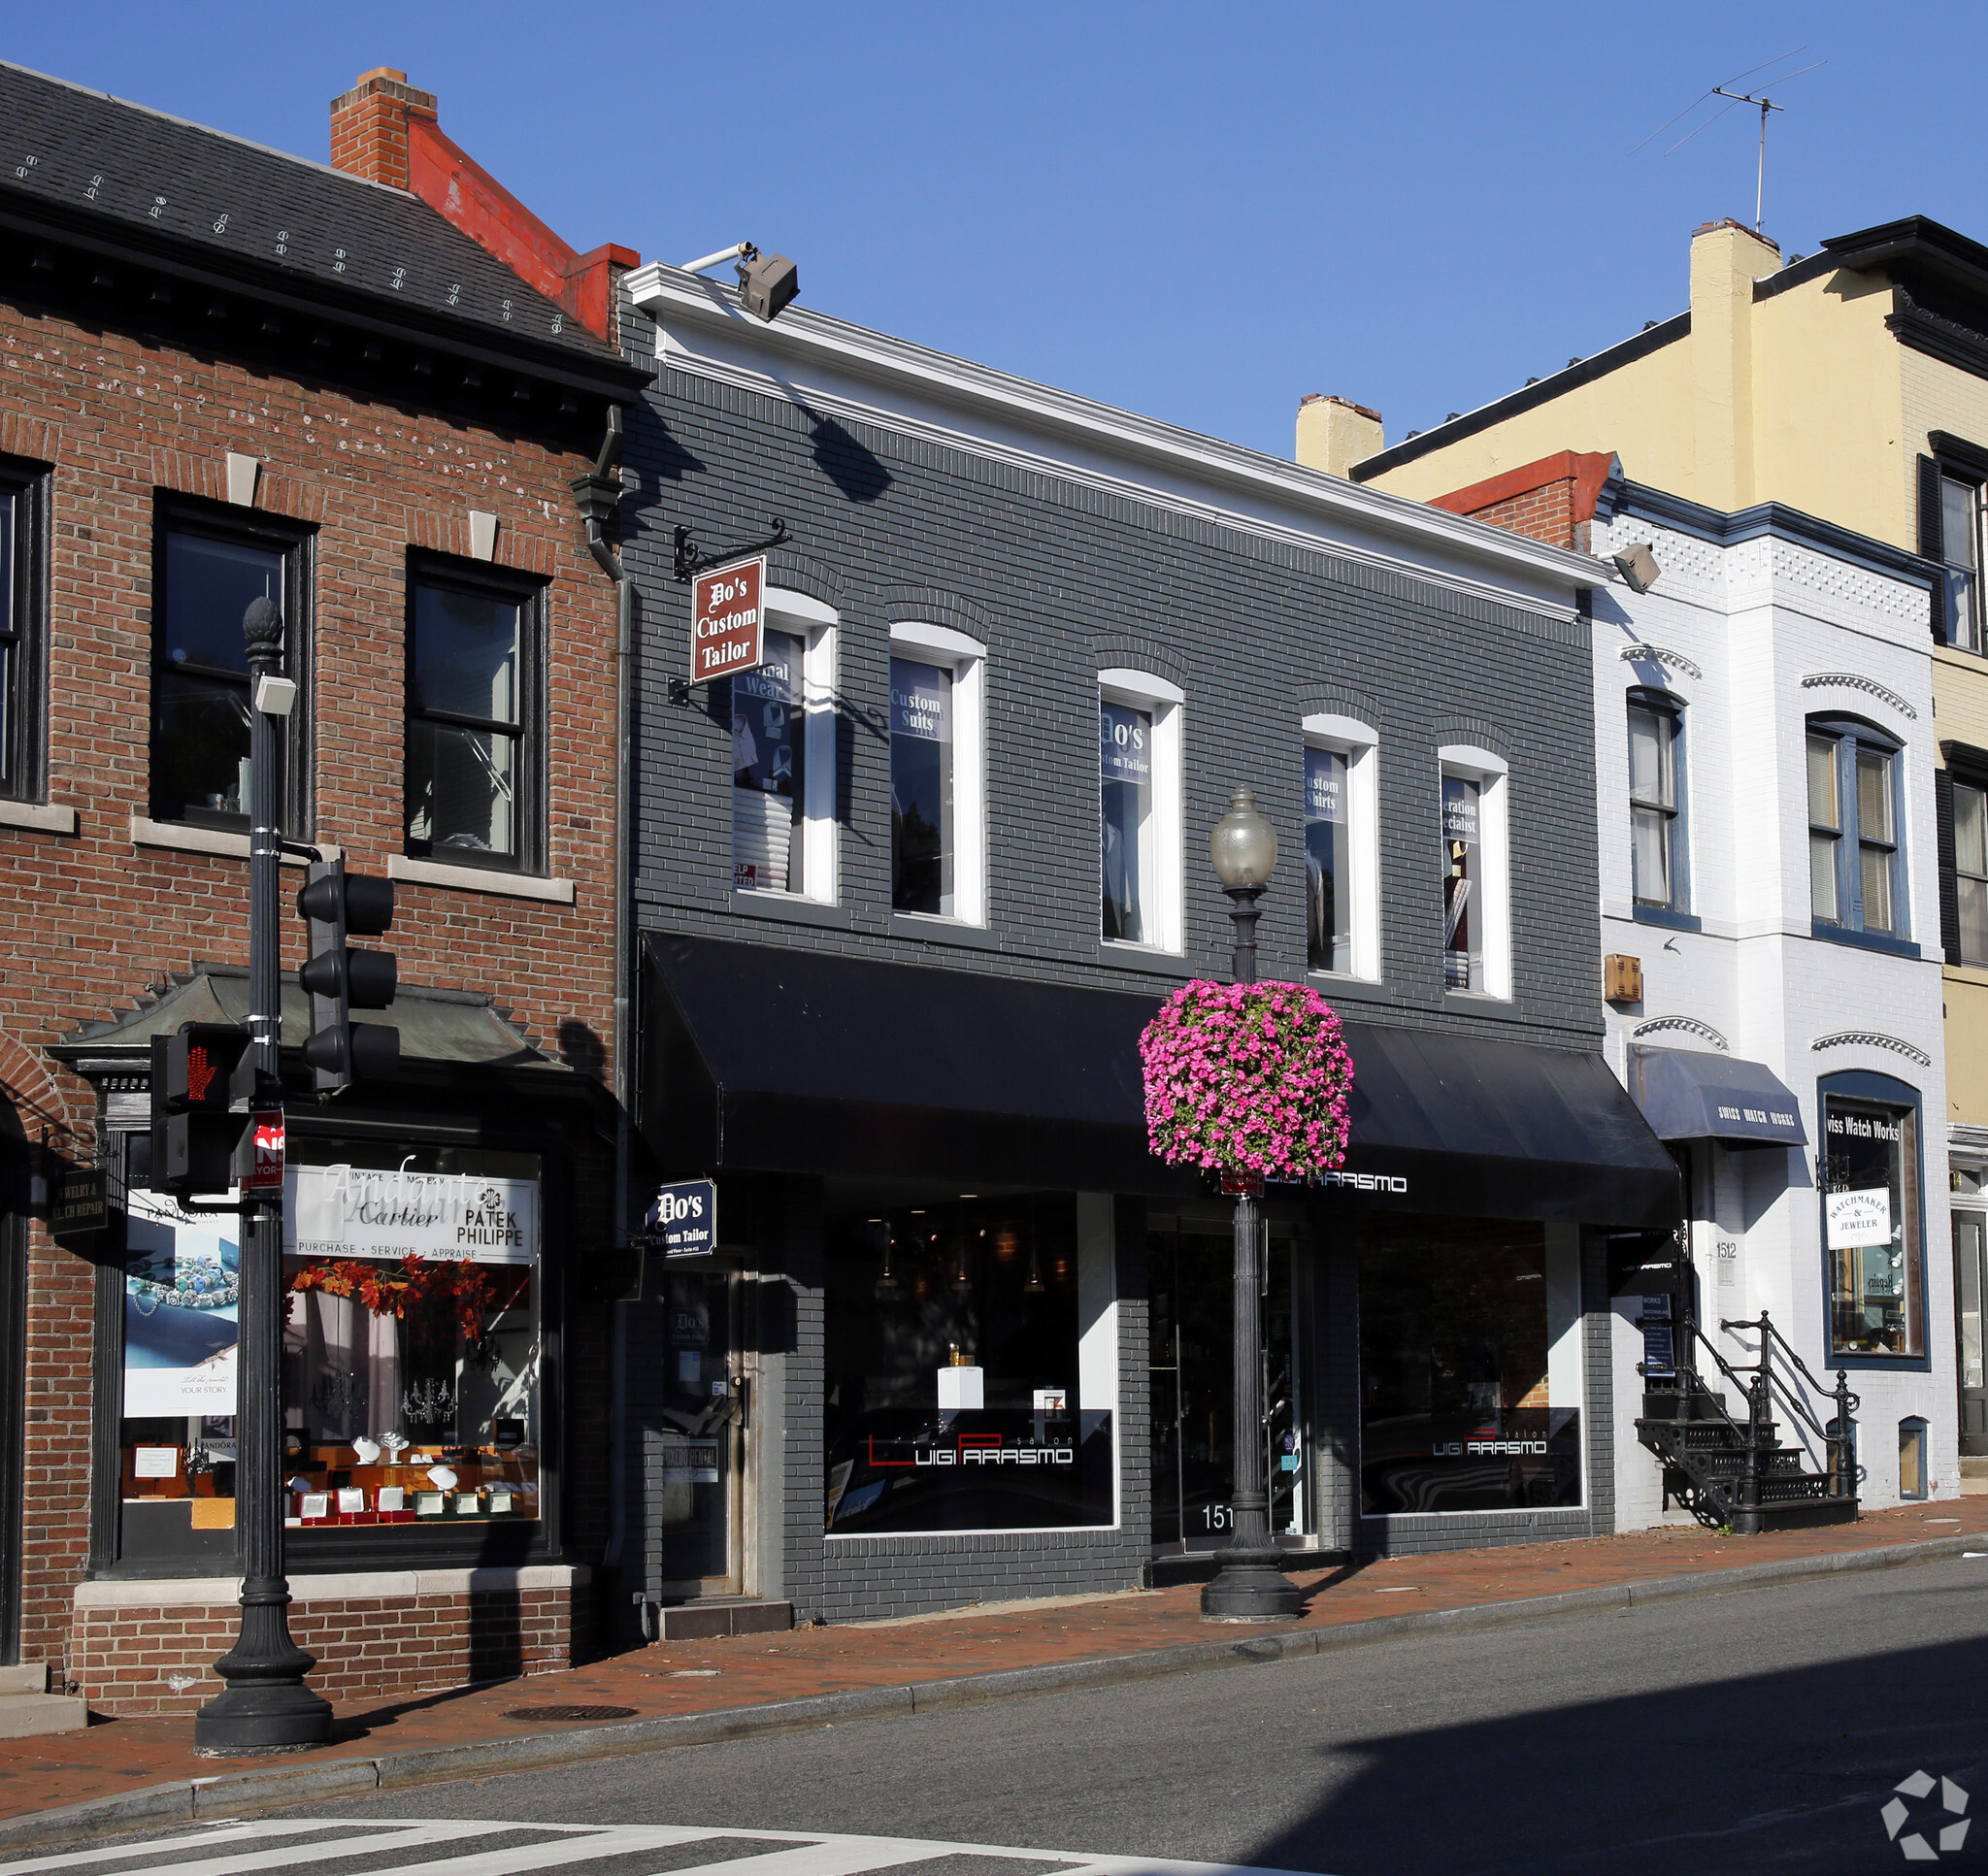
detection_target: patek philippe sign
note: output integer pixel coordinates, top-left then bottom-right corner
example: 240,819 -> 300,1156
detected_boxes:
690,556 -> 766,685
284,1166 -> 537,1265
646,1179 -> 717,1259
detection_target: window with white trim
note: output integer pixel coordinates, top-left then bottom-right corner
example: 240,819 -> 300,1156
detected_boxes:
1807,716 -> 1905,938
1439,745 -> 1511,999
732,589 -> 838,902
890,623 -> 985,924
1302,714 -> 1379,979
1099,670 -> 1182,952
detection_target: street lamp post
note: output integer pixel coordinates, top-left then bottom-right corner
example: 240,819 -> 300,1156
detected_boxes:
193,597 -> 331,1756
1201,787 -> 1303,1623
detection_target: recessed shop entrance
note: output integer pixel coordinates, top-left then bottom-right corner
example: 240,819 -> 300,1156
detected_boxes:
649,1267 -> 746,1596
1147,1217 -> 1304,1555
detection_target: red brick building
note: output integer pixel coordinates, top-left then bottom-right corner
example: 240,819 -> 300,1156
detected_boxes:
0,59 -> 646,1718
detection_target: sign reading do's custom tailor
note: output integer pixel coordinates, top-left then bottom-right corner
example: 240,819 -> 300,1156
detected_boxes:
646,1179 -> 717,1259
690,556 -> 766,685
285,1166 -> 537,1265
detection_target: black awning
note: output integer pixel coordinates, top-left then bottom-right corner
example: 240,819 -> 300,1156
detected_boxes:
642,934 -> 1679,1225
1630,1046 -> 1808,1149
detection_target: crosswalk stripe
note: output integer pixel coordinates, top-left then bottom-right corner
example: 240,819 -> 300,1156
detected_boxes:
316,1826 -> 747,1876
0,1822 -> 514,1876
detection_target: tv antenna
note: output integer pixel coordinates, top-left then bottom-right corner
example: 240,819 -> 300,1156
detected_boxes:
1628,49 -> 1825,232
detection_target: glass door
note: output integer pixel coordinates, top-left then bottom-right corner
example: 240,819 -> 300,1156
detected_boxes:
1147,1224 -> 1302,1553
652,1268 -> 742,1593
1957,1212 -> 1988,1456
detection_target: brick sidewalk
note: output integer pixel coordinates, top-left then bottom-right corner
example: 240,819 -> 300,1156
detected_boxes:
1,1503 -> 1977,1826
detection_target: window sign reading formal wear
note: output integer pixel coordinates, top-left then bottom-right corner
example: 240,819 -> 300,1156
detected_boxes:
406,577 -> 527,865
152,528 -> 284,829
1305,746 -> 1350,972
1441,774 -> 1482,991
1358,1217 -> 1581,1514
279,1150 -> 542,1530
822,1196 -> 1110,1534
1101,702 -> 1154,942
1824,1097 -> 1923,1358
1628,699 -> 1681,909
1958,779 -> 1988,965
731,628 -> 806,894
891,657 -> 953,915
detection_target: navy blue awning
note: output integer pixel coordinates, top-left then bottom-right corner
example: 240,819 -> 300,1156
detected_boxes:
1630,1046 -> 1807,1148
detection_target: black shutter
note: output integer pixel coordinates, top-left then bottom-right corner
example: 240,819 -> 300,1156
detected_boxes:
1920,454 -> 1949,642
1938,766 -> 1963,965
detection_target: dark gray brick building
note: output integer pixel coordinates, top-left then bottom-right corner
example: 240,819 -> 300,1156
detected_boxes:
609,266 -> 1677,1629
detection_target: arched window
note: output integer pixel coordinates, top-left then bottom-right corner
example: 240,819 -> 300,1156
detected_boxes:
1098,670 -> 1183,953
1807,715 -> 1906,940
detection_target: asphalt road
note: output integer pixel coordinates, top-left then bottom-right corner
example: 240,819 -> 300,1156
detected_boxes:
280,1554 -> 1988,1876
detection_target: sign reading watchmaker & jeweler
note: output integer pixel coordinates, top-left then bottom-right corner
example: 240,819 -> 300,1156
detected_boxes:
284,1165 -> 537,1265
690,556 -> 766,685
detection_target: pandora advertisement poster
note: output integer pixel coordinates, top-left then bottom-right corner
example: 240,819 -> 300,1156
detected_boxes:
123,1189 -> 240,1418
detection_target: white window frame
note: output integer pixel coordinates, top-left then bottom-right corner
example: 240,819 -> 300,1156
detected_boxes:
1098,668 -> 1184,955
1438,742 -> 1512,1001
890,620 -> 987,927
1302,713 -> 1381,982
733,587 -> 840,905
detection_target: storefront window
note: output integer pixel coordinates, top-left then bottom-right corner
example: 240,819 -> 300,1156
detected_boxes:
1101,701 -> 1153,942
1305,746 -> 1349,972
732,628 -> 807,894
280,1146 -> 542,1530
1358,1216 -> 1582,1514
823,1194 -> 1111,1533
1823,1093 -> 1924,1358
890,657 -> 953,915
1441,773 -> 1482,991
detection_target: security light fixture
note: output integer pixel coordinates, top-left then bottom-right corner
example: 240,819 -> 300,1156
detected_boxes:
678,242 -> 800,322
1613,542 -> 1662,594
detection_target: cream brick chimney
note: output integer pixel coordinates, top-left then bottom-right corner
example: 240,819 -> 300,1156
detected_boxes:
1688,219 -> 1780,511
1296,395 -> 1385,477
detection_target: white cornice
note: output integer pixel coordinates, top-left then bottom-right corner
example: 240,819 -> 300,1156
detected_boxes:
626,265 -> 1605,620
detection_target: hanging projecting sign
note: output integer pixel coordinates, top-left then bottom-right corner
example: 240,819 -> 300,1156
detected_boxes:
690,556 -> 766,685
49,1167 -> 108,1243
646,1179 -> 718,1259
284,1165 -> 537,1265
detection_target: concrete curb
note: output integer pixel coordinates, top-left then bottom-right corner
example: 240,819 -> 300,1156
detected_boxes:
5,1527 -> 1982,1850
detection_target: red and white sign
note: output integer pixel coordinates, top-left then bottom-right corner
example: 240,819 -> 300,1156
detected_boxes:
690,556 -> 767,685
242,1110 -> 285,1193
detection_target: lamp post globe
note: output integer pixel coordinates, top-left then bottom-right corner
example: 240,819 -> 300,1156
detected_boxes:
1202,785 -> 1303,1623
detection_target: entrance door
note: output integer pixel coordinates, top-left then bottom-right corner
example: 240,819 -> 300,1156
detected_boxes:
1957,1212 -> 1988,1456
1147,1224 -> 1301,1552
651,1267 -> 744,1595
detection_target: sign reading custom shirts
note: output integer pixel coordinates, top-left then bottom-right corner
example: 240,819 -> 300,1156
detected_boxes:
690,556 -> 766,685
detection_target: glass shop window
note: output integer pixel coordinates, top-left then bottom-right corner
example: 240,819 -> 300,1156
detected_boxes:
1101,701 -> 1154,942
1823,1095 -> 1924,1359
280,1145 -> 543,1531
732,628 -> 808,894
890,657 -> 954,915
1441,773 -> 1482,991
1305,745 -> 1350,972
1358,1215 -> 1583,1515
822,1194 -> 1110,1535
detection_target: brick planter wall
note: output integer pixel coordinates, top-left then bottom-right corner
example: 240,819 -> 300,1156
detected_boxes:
71,1565 -> 587,1716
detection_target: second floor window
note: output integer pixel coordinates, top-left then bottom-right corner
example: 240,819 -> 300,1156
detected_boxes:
1304,745 -> 1349,971
1944,474 -> 1984,653
1628,693 -> 1683,910
406,564 -> 542,871
890,656 -> 954,915
1101,700 -> 1153,943
0,462 -> 47,803
1808,719 -> 1905,938
734,628 -> 809,894
1441,773 -> 1482,991
1958,778 -> 1988,965
152,510 -> 307,830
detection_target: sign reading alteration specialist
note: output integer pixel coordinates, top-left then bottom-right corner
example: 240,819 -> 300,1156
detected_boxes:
646,1179 -> 717,1259
690,556 -> 766,685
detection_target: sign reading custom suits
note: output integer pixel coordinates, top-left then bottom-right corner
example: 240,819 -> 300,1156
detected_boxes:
690,556 -> 766,685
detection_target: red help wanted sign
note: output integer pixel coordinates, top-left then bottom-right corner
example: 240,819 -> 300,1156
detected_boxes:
690,556 -> 767,684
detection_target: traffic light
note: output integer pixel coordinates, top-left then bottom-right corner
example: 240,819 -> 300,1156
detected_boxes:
149,1023 -> 250,1200
295,858 -> 400,1091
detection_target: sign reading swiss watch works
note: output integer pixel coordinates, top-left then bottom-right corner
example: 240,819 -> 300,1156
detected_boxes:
690,556 -> 767,685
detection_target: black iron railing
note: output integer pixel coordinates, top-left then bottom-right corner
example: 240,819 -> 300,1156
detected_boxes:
1716,1310 -> 1861,1508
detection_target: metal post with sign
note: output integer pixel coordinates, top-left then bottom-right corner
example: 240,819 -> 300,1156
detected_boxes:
688,557 -> 767,686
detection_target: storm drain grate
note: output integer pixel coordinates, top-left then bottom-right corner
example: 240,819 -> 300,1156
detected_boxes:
500,1703 -> 641,1722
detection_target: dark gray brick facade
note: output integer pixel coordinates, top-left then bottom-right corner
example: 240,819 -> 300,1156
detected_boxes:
617,315 -> 1626,1618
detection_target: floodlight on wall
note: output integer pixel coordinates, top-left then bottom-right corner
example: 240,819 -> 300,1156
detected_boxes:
1613,542 -> 1662,594
678,241 -> 801,322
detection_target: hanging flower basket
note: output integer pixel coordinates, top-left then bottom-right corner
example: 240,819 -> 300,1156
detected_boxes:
1139,979 -> 1354,1183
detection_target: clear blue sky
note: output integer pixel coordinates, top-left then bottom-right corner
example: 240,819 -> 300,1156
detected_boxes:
6,3 -> 1976,459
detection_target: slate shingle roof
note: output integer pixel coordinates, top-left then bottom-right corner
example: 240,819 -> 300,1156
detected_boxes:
0,58 -> 616,363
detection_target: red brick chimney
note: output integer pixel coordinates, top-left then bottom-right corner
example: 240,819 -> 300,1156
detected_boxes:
327,68 -> 638,340
329,68 -> 435,194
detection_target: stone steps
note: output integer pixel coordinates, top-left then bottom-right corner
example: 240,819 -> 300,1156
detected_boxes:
0,1664 -> 87,1737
